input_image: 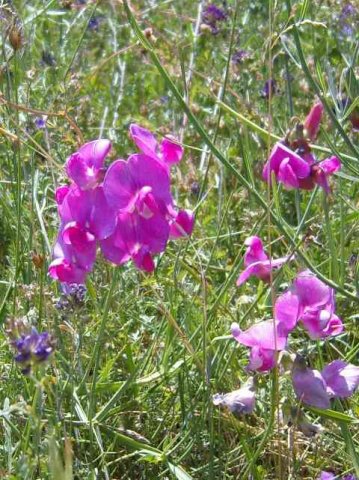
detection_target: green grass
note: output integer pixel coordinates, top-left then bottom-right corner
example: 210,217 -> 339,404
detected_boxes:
0,0 -> 358,478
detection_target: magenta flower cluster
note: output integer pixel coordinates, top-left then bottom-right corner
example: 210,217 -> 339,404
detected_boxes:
214,235 -> 359,413
263,103 -> 341,193
49,125 -> 194,285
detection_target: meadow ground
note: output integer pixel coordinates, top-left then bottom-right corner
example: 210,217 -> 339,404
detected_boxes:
0,0 -> 358,479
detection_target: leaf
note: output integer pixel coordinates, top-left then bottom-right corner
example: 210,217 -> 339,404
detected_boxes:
307,407 -> 358,423
167,461 -> 194,480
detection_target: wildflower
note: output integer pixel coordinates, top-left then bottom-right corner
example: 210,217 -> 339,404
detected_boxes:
292,356 -> 359,408
338,3 -> 357,38
319,472 -> 357,480
263,141 -> 341,193
232,49 -> 249,64
65,139 -> 111,190
261,79 -> 278,99
292,270 -> 344,339
129,123 -> 184,167
319,473 -> 335,480
202,4 -> 227,35
231,320 -> 287,372
50,126 -> 193,281
292,356 -> 330,409
88,16 -> 102,31
274,270 -> 343,339
236,236 -> 292,286
169,209 -> 195,239
262,142 -> 311,189
34,116 -> 47,129
213,378 -> 255,414
304,102 -> 324,140
321,360 -> 359,398
12,328 -> 55,375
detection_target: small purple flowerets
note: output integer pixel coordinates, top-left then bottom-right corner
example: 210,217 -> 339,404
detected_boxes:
202,4 -> 227,34
13,328 -> 55,375
49,126 -> 194,285
262,103 -> 342,193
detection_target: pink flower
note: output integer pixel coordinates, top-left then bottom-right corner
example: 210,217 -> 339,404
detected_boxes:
311,156 -> 341,193
130,123 -> 183,166
231,320 -> 288,372
262,142 -> 311,189
100,212 -> 169,273
65,139 -> 111,190
293,270 -> 344,339
169,209 -> 195,239
304,102 -> 324,140
319,472 -> 335,480
50,126 -> 194,282
236,236 -> 291,286
262,142 -> 341,193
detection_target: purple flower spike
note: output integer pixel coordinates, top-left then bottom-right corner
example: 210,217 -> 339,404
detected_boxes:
236,235 -> 291,286
202,4 -> 227,34
322,360 -> 359,399
13,329 -> 55,374
65,139 -> 111,190
213,378 -> 256,414
262,142 -> 311,189
304,102 -> 324,140
292,356 -> 330,409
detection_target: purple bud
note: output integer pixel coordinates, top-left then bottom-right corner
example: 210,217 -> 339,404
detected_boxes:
12,328 -> 55,374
